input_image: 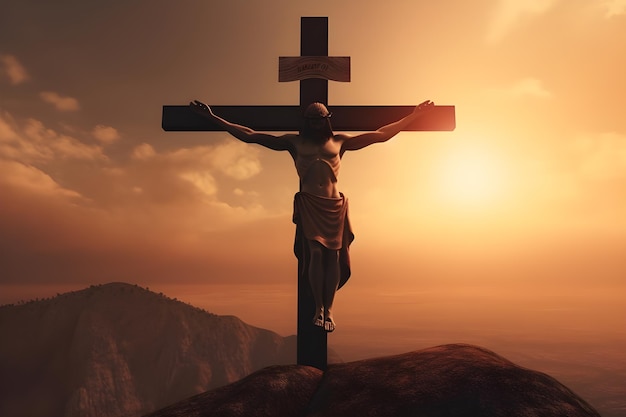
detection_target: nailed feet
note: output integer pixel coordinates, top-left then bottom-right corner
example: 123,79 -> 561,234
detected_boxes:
313,309 -> 336,332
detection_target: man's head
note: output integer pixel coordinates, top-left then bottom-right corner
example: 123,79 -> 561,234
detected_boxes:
302,102 -> 333,139
304,102 -> 332,119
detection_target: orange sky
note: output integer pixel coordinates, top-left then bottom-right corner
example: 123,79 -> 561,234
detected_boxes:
1,1 -> 625,361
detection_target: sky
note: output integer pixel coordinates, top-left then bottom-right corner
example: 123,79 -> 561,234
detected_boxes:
1,0 -> 625,369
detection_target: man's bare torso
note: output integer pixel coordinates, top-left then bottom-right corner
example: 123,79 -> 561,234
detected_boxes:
288,134 -> 344,199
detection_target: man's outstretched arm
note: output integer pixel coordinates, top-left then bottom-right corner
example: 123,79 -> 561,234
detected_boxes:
190,100 -> 294,152
339,100 -> 435,152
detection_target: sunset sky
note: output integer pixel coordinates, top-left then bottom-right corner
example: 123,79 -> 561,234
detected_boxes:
1,0 -> 625,364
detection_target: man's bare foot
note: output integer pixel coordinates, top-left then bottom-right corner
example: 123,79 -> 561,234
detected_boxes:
313,309 -> 324,327
323,317 -> 335,332
323,309 -> 335,332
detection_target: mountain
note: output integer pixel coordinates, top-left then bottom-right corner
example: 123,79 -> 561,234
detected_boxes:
0,282 -> 297,417
145,344 -> 601,417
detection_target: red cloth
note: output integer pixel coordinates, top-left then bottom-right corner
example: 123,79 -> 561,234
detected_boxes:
293,192 -> 355,289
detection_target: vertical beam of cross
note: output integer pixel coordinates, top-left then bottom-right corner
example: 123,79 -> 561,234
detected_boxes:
299,17 -> 328,112
297,17 -> 330,370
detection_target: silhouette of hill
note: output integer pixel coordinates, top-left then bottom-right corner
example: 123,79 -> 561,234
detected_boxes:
145,344 -> 601,417
0,282 -> 299,417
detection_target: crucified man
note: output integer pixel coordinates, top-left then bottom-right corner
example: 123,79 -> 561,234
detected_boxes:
190,99 -> 434,332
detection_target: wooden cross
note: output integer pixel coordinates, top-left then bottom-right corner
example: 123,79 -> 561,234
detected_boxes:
162,17 -> 455,371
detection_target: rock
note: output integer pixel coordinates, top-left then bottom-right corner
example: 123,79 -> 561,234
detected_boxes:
146,365 -> 323,417
146,344 -> 601,417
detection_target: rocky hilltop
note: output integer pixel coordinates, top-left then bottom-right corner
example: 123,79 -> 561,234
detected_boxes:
146,344 -> 601,417
0,283 -> 295,417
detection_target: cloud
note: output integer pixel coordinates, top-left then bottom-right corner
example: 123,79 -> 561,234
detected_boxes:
486,0 -> 625,41
0,159 -> 82,199
508,77 -> 552,98
132,143 -> 156,160
179,171 -> 218,196
39,91 -> 80,111
0,55 -> 29,85
0,111 -> 106,162
0,112 -> 263,216
0,111 -> 275,287
233,188 -> 259,197
486,0 -> 559,43
124,141 -> 263,205
603,0 -> 626,17
0,164 -> 287,287
92,125 -> 120,145
22,118 -> 104,161
0,112 -> 19,142
489,77 -> 553,99
166,141 -> 262,180
211,142 -> 262,180
0,132 -> 285,289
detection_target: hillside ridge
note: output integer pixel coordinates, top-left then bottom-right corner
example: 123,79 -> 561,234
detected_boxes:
0,282 -> 294,417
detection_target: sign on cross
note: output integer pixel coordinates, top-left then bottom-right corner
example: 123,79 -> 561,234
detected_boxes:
162,16 -> 455,371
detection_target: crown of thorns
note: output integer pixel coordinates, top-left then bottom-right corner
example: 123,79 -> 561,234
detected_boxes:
304,102 -> 332,119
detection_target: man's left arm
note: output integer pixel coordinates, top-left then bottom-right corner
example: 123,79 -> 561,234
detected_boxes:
340,100 -> 434,152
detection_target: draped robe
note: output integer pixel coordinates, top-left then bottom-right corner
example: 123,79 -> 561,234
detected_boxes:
293,191 -> 355,289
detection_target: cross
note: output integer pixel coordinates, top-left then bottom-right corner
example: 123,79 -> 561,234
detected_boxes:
162,16 -> 455,371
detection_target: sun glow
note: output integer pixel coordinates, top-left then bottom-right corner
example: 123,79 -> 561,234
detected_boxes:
435,145 -> 506,208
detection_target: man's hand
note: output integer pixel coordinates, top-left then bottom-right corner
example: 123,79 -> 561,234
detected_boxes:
412,100 -> 435,117
189,100 -> 214,117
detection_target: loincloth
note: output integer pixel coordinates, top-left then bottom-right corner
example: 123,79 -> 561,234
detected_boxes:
293,192 -> 355,289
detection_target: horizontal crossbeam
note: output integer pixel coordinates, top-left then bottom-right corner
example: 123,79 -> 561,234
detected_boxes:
162,105 -> 455,132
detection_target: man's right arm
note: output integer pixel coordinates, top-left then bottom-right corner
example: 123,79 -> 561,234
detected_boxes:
190,100 -> 293,152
